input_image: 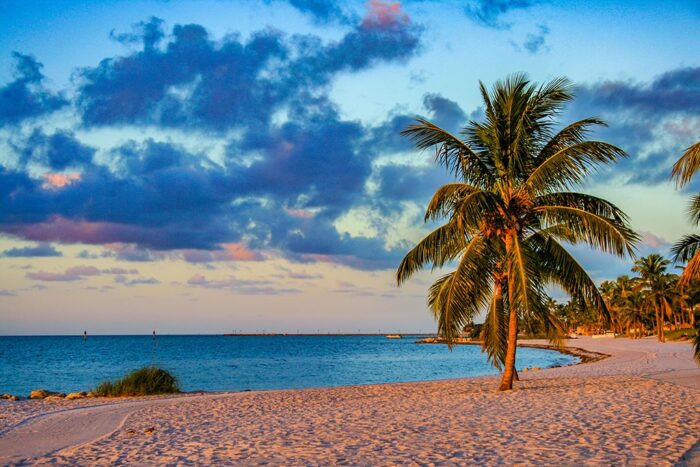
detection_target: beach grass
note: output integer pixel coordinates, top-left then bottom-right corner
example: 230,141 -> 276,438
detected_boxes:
94,367 -> 180,397
664,328 -> 698,342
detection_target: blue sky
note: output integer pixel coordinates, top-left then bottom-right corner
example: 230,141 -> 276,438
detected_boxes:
0,0 -> 698,334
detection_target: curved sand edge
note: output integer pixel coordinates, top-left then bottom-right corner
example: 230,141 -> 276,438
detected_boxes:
1,336 -> 698,465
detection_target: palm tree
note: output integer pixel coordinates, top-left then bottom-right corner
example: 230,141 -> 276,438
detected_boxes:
396,74 -> 638,391
671,140 -> 700,287
632,254 -> 674,342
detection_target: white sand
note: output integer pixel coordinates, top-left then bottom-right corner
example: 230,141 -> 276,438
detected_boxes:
1,336 -> 698,465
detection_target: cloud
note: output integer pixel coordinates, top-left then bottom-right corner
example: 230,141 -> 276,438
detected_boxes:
465,0 -> 541,28
274,265 -> 323,280
24,263 -> 137,282
1,243 -> 62,257
103,267 -> 139,274
0,15 -> 429,271
15,130 -> 94,170
523,24 -> 549,53
0,52 -> 67,126
77,14 -> 421,132
0,289 -> 17,296
65,265 -> 100,276
76,249 -> 99,259
186,273 -> 300,295
279,0 -> 353,24
114,275 -> 160,286
26,270 -> 83,282
42,173 -> 82,190
568,66 -> 700,186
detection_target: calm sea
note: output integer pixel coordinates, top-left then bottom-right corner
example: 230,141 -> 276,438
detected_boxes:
0,335 -> 577,395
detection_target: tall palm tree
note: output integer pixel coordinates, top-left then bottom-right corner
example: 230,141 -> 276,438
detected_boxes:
671,140 -> 700,287
396,74 -> 638,391
671,140 -> 700,365
632,254 -> 673,342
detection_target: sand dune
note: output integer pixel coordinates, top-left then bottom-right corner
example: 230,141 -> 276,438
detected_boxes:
1,336 -> 698,465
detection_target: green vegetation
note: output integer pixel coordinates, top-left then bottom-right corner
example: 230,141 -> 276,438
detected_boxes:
549,256 -> 698,339
94,367 -> 180,397
664,328 -> 698,342
396,74 -> 637,391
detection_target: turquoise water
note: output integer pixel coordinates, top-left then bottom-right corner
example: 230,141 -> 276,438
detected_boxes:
0,335 -> 577,395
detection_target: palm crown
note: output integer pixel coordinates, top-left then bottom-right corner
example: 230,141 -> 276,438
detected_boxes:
671,140 -> 700,287
396,74 -> 638,390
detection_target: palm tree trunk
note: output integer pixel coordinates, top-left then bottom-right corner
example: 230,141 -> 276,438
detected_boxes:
498,304 -> 518,391
656,303 -> 665,343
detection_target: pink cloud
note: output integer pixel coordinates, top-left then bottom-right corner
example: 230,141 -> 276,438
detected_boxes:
285,208 -> 315,219
26,270 -> 83,282
4,216 -> 147,245
41,173 -> 82,190
223,243 -> 263,261
640,231 -> 671,250
102,267 -> 139,275
362,0 -> 409,29
178,243 -> 262,263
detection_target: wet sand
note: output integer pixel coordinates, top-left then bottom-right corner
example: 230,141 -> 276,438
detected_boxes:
1,336 -> 698,465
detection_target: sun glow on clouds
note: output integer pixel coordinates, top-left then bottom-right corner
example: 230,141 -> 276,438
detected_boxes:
363,0 -> 409,29
41,173 -> 81,190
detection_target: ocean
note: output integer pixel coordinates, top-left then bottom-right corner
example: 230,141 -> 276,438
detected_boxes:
0,335 -> 577,395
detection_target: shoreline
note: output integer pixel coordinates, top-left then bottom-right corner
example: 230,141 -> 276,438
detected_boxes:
1,337 -> 698,465
415,337 -> 611,365
0,337 -> 586,399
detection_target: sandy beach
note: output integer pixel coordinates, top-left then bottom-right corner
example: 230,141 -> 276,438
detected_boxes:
1,336 -> 699,466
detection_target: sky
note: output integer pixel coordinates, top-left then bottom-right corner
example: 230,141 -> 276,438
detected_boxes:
0,0 -> 698,335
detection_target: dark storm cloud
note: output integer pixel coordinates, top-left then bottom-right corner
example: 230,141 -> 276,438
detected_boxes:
77,12 -> 421,131
568,66 -> 700,186
1,243 -> 62,257
0,52 -> 68,126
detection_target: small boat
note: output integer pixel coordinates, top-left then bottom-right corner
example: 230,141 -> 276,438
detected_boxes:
385,334 -> 402,339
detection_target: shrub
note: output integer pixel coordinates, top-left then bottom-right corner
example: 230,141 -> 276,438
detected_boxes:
94,367 -> 180,397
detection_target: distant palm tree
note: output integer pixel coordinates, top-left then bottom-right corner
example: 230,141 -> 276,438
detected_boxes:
671,140 -> 700,287
632,254 -> 674,342
396,74 -> 638,391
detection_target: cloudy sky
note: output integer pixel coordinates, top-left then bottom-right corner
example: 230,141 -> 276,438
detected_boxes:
1,0 -> 698,335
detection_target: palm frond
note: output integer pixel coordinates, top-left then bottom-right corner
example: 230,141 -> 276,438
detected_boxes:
423,183 -> 494,224
527,140 -> 627,193
481,282 -> 508,369
672,234 -> 700,264
536,192 -> 630,223
671,140 -> 700,188
677,250 -> 700,288
400,118 -> 493,186
396,222 -> 467,285
688,193 -> 700,226
528,233 -> 609,322
427,236 -> 494,345
536,205 -> 638,257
